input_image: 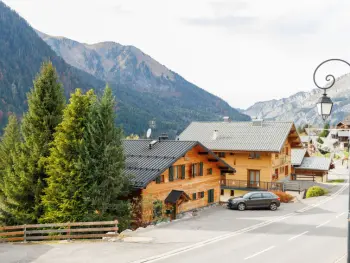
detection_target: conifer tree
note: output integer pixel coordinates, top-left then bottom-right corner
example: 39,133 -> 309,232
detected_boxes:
41,89 -> 96,222
0,115 -> 23,224
84,86 -> 131,221
20,61 -> 66,221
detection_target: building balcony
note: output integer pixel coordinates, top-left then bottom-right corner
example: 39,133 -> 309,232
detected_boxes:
220,179 -> 284,192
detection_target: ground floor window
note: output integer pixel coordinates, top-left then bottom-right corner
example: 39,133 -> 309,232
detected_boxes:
230,190 -> 234,196
198,191 -> 204,199
220,189 -> 224,195
192,193 -> 197,200
208,189 -> 214,203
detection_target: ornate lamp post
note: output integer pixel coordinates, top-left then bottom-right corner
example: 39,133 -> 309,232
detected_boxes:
313,58 -> 350,262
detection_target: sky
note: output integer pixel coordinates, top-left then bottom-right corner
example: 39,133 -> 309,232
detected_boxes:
3,0 -> 350,109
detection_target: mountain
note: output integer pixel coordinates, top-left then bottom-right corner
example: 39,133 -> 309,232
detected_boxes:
37,31 -> 250,134
243,74 -> 350,127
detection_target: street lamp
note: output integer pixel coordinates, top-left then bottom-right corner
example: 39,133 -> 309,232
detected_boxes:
313,58 -> 350,263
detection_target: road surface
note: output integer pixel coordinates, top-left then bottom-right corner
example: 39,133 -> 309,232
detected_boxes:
133,182 -> 348,263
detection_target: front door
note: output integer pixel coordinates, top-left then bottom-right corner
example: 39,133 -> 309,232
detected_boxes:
248,170 -> 260,188
246,193 -> 264,208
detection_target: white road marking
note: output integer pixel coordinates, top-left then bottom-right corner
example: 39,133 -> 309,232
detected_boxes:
316,220 -> 331,228
334,253 -> 347,263
131,182 -> 349,263
336,212 -> 346,218
288,231 -> 309,241
244,246 -> 275,260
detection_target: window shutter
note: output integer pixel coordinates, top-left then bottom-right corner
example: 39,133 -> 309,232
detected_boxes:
156,176 -> 161,184
199,162 -> 203,176
169,167 -> 174,181
181,165 -> 186,179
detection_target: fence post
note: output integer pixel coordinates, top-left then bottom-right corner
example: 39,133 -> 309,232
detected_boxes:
67,222 -> 71,241
23,224 -> 27,243
115,219 -> 119,233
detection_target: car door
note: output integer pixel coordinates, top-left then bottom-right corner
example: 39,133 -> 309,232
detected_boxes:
261,193 -> 273,207
246,193 -> 263,208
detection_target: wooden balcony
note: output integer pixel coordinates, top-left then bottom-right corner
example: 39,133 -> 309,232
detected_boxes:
220,179 -> 284,192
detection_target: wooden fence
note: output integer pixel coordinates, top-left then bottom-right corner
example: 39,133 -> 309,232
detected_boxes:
0,220 -> 119,242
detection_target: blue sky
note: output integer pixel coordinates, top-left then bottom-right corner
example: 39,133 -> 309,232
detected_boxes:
3,0 -> 350,109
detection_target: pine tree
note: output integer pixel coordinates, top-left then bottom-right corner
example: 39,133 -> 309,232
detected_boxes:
19,61 -> 66,221
41,89 -> 96,223
84,86 -> 131,221
0,115 -> 23,224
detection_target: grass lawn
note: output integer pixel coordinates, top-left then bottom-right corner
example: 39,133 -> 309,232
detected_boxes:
328,179 -> 345,183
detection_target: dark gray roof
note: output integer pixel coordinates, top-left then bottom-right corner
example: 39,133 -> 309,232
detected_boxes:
164,190 -> 190,204
294,157 -> 331,171
123,140 -> 235,189
178,121 -> 294,152
291,149 -> 307,166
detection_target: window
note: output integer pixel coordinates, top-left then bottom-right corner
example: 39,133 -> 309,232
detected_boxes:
170,165 -> 185,181
218,152 -> 226,158
192,193 -> 197,200
220,189 -> 224,195
285,147 -> 289,155
249,152 -> 261,159
207,168 -> 212,175
191,163 -> 203,177
280,166 -> 284,174
275,153 -> 279,159
230,190 -> 235,196
198,191 -> 204,199
262,193 -> 272,198
153,200 -> 163,219
250,193 -> 262,199
155,174 -> 164,184
285,165 -> 289,175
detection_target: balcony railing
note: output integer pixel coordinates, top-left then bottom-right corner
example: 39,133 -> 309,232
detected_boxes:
220,179 -> 284,192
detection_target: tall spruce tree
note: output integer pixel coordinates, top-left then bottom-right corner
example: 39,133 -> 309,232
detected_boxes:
84,86 -> 131,221
0,115 -> 22,224
41,89 -> 96,223
20,61 -> 65,221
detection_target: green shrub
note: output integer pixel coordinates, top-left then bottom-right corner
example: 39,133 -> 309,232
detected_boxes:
306,186 -> 328,198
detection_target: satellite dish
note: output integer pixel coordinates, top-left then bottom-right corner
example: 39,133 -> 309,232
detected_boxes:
146,128 -> 152,139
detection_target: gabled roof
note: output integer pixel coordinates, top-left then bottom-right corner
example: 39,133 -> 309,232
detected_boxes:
123,139 -> 235,189
165,190 -> 190,204
291,149 -> 307,166
178,121 -> 298,152
294,157 -> 331,171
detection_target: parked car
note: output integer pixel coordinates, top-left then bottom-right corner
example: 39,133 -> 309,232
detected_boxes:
227,191 -> 281,211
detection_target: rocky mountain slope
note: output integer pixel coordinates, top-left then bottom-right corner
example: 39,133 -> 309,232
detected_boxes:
244,74 -> 350,126
0,1 -> 249,136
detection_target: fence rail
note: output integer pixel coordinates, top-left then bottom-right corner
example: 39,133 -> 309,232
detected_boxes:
221,179 -> 284,192
0,220 -> 118,243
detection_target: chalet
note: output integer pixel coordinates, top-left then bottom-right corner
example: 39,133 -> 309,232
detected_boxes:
178,119 -> 302,200
123,138 -> 235,223
291,149 -> 331,182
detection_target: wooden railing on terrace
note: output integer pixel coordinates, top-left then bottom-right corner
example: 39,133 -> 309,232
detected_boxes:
0,220 -> 119,243
220,179 -> 284,192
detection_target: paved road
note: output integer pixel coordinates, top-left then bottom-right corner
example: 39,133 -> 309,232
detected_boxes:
134,182 -> 349,263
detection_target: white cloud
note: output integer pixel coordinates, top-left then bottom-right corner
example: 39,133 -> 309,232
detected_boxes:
3,0 -> 350,109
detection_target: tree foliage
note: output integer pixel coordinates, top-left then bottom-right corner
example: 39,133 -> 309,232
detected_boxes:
41,89 -> 96,223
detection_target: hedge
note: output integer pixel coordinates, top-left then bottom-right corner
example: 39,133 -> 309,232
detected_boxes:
272,191 -> 294,203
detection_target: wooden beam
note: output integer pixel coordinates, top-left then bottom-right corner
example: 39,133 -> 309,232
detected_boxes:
208,158 -> 218,162
198,152 -> 209,155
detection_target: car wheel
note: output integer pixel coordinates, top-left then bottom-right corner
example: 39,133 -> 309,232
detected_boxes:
270,203 -> 278,211
238,203 -> 246,211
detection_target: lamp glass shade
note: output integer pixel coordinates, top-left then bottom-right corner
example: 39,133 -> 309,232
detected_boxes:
316,94 -> 333,121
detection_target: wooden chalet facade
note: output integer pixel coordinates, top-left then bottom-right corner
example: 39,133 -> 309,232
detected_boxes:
178,119 -> 302,200
123,139 -> 235,223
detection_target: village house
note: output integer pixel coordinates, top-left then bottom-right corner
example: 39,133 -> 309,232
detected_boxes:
291,148 -> 331,182
123,137 -> 235,223
178,118 -> 302,200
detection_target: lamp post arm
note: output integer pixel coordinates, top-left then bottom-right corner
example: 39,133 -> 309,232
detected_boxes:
313,58 -> 350,94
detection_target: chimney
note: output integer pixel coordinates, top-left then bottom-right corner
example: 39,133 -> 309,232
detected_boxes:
212,130 -> 218,140
223,116 -> 230,123
149,140 -> 157,149
158,133 -> 169,142
252,117 -> 263,127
